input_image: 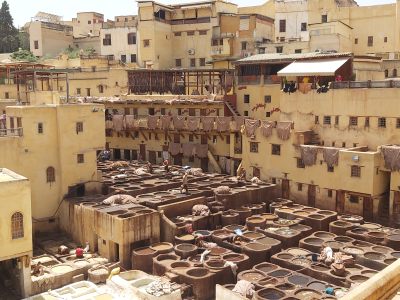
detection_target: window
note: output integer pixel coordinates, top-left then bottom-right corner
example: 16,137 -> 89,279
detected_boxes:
250,142 -> 259,153
354,38 -> 358,44
349,116 -> 358,126
160,108 -> 166,115
189,134 -> 194,142
276,46 -> 283,53
297,183 -> 303,191
271,178 -> 277,184
11,212 -> 24,239
131,54 -> 137,63
332,142 -> 335,147
199,58 -> 206,67
213,136 -> 217,143
187,31 -> 195,36
349,195 -> 359,203
76,122 -> 83,133
77,154 -> 85,164
226,135 -> 230,144
351,165 -> 361,177
315,116 -> 319,124
17,117 -> 22,128
266,112 -> 271,117
86,88 -> 91,96
365,117 -> 370,127
88,20 -> 91,24
199,30 -> 207,35
323,116 -> 331,125
368,36 -> 373,47
396,118 -> 400,129
38,123 -> 43,134
103,34 -> 112,46
244,111 -> 248,116
174,32 -> 181,36
335,116 -> 339,125
393,69 -> 398,77
301,22 -> 307,31
272,144 -> 281,155
264,95 -> 271,103
297,158 -> 305,168
46,167 -> 55,183
175,59 -> 182,67
34,40 -> 39,49
385,70 -> 389,78
342,142 -> 346,148
327,165 -> 334,172
99,85 -> 104,93
127,33 -> 136,44
143,39 -> 150,47
241,41 -> 247,50
189,108 -> 196,116
378,117 -> 386,128
279,19 -> 286,32
384,36 -> 388,43
77,88 -> 81,95
294,49 -> 302,54
321,14 -> 327,23
5,92 -> 9,99
121,55 -> 126,63
190,58 -> 196,68
327,189 -> 333,198
244,94 -> 250,103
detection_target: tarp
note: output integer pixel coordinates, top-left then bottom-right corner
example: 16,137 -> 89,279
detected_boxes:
277,58 -> 349,77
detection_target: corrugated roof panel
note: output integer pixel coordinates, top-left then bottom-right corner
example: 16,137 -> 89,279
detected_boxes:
277,58 -> 349,77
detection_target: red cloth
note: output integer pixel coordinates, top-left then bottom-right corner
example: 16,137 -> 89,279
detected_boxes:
76,248 -> 84,258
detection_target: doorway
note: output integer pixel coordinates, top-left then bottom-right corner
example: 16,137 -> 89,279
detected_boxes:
308,185 -> 316,207
139,144 -> 146,161
148,151 -> 156,164
282,179 -> 290,199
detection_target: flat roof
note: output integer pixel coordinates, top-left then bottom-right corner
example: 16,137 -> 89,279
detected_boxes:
234,52 -> 353,65
0,168 -> 27,183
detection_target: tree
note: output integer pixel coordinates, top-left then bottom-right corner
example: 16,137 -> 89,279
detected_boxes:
11,49 -> 37,62
0,1 -> 19,53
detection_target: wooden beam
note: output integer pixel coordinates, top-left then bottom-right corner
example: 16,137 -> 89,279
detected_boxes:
140,131 -> 148,141
155,133 -> 159,140
218,132 -> 224,141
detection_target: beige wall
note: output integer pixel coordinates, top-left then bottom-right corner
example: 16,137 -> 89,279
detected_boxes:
0,97 -> 105,223
0,169 -> 32,261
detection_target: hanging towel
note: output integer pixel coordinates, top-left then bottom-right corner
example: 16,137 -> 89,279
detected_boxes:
300,145 -> 319,166
160,115 -> 171,130
233,116 -> 244,131
196,144 -> 209,158
182,143 -> 196,157
112,115 -> 124,132
381,145 -> 400,171
173,116 -> 186,130
276,121 -> 292,140
187,116 -> 199,131
260,121 -> 274,138
244,119 -> 260,138
201,117 -> 215,132
216,117 -> 231,132
168,143 -> 181,156
323,147 -> 340,167
147,115 -> 158,130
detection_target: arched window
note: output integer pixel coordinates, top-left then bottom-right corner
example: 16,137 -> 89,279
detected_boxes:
385,70 -> 389,78
46,167 -> 55,183
393,69 -> 398,78
11,212 -> 24,239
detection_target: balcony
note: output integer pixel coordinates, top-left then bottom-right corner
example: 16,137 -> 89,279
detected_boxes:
0,128 -> 23,137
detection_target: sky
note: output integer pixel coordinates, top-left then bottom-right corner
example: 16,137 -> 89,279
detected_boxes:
5,0 -> 396,27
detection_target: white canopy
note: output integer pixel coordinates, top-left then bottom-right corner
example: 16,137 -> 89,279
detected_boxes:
277,58 -> 349,77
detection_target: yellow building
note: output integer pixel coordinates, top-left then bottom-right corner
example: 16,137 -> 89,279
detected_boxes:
0,168 -> 32,298
0,89 -> 105,231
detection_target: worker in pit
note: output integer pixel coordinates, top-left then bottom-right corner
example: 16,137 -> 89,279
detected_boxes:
163,159 -> 170,173
237,166 -> 246,181
180,171 -> 189,194
146,161 -> 153,174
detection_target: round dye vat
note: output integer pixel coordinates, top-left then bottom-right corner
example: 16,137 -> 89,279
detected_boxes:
242,231 -> 265,240
186,268 -> 209,277
294,289 -> 322,300
364,252 -> 386,261
371,246 -> 392,254
276,283 -> 295,291
307,281 -> 326,291
268,269 -> 291,278
287,248 -> 310,256
314,232 -> 335,239
238,270 -> 265,282
276,253 -> 293,260
303,237 -> 324,246
391,251 -> 400,258
150,242 -> 173,253
349,275 -> 369,283
254,263 -> 278,274
287,274 -> 309,286
256,288 -> 285,300
51,265 -> 74,274
334,236 -> 354,243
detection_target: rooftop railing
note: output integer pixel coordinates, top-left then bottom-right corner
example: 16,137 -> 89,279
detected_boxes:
0,128 -> 23,137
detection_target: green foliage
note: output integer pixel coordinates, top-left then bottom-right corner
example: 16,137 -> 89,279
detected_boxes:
0,1 -> 19,53
62,46 -> 97,59
10,49 -> 37,62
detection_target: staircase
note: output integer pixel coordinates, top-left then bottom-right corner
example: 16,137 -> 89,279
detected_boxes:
225,100 -> 240,117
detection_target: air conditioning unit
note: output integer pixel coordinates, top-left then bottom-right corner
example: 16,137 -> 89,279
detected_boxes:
243,52 -> 252,58
188,49 -> 195,55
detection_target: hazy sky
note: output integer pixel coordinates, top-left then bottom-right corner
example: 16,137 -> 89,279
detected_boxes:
6,0 -> 396,27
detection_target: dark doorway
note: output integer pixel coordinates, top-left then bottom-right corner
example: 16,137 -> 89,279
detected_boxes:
201,158 -> 209,172
114,149 -> 121,160
124,149 -> 131,161
139,144 -> 146,161
308,185 -> 316,207
363,196 -> 374,222
282,179 -> 290,199
149,151 -> 156,164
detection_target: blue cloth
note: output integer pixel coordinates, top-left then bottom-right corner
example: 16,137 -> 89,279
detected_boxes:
325,287 -> 334,295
